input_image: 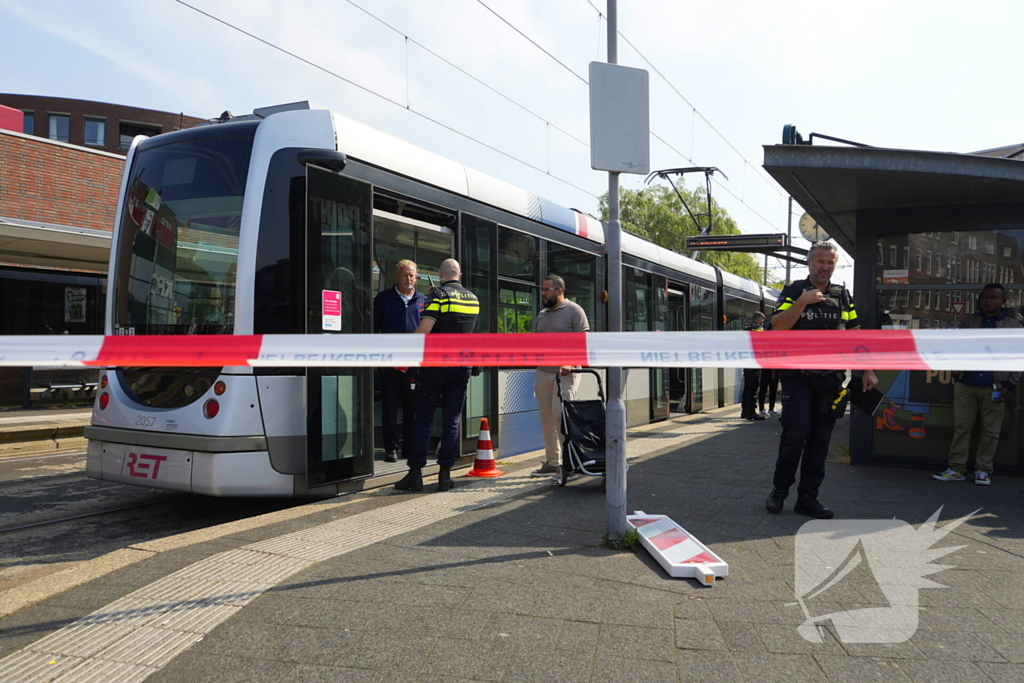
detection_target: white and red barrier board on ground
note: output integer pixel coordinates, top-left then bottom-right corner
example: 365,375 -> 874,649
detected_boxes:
0,329 -> 1022,370
627,512 -> 729,585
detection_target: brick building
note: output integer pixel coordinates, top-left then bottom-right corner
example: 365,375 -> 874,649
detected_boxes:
0,95 -> 204,406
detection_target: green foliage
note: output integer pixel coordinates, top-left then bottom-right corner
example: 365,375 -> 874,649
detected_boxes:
601,527 -> 641,551
598,184 -> 765,282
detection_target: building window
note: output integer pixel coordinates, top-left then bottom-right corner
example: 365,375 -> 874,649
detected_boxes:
950,231 -> 960,245
876,241 -> 883,265
968,234 -> 978,250
925,290 -> 931,309
1003,246 -> 1012,258
22,111 -> 33,135
914,290 -> 922,309
926,250 -> 932,275
985,241 -> 995,255
119,121 -> 161,150
84,117 -> 106,147
48,113 -> 70,142
889,245 -> 897,266
915,248 -> 922,271
903,246 -> 910,269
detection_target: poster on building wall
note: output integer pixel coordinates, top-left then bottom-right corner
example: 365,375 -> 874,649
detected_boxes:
65,287 -> 87,323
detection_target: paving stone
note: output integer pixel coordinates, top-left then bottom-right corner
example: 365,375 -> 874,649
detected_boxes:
588,656 -> 677,683
974,661 -> 1024,683
718,620 -> 766,653
419,638 -> 512,681
555,620 -> 600,654
598,598 -> 674,628
501,649 -> 593,683
731,652 -> 829,683
147,651 -> 298,683
190,621 -> 361,665
908,629 -> 1006,662
896,658 -> 997,683
596,623 -> 675,662
402,606 -> 491,640
673,649 -> 746,682
674,618 -> 727,651
975,631 -> 1024,663
812,655 -> 911,682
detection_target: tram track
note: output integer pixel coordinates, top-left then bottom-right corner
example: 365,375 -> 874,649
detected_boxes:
0,494 -> 194,535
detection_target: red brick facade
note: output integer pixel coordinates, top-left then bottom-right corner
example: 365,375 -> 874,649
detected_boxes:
0,130 -> 124,233
0,94 -> 204,154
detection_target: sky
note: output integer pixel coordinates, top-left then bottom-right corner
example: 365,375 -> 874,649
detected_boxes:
3,0 -> 1023,284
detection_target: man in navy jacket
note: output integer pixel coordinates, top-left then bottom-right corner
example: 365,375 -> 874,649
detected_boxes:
373,259 -> 426,462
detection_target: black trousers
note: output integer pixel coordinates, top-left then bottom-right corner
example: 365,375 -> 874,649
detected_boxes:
758,369 -> 779,411
772,372 -> 840,499
380,368 -> 416,457
409,366 -> 471,469
741,368 -> 760,417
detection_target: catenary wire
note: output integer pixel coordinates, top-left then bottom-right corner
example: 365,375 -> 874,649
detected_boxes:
346,0 -> 589,148
584,0 -> 784,199
173,0 -> 599,199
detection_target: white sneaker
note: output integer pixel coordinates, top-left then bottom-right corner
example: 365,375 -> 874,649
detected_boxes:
760,410 -> 769,417
975,471 -> 992,486
932,467 -> 966,482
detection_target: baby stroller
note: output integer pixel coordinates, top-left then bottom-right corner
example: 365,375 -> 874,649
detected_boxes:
554,368 -> 607,488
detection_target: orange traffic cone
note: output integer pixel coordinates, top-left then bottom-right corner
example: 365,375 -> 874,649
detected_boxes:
466,418 -> 503,478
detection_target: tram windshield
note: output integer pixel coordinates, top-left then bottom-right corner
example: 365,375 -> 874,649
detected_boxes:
113,133 -> 254,335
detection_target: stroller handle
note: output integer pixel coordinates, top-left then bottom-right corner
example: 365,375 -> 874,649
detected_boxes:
555,368 -> 606,403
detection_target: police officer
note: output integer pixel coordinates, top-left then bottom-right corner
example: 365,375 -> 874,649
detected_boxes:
765,241 -> 878,519
395,259 -> 479,493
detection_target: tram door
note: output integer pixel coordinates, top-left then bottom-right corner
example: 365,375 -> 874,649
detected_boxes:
371,209 -> 454,462
666,284 -> 690,413
305,165 -> 374,487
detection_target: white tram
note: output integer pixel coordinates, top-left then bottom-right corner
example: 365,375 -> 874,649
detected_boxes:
85,102 -> 778,496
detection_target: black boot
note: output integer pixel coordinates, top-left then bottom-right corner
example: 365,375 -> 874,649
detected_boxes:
794,495 -> 834,519
437,465 -> 455,492
395,467 -> 423,491
765,487 -> 787,514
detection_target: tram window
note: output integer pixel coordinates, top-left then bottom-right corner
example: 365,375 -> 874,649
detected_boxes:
113,133 -> 254,335
547,245 -> 597,328
724,293 -> 759,330
498,284 -> 536,333
690,285 -> 715,332
461,214 -> 497,333
498,228 -> 537,282
623,267 -> 652,332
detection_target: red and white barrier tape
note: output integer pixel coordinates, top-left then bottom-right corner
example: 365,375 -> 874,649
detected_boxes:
0,329 -> 1021,371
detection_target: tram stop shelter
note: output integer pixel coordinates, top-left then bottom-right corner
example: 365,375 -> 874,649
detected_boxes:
763,139 -> 1024,471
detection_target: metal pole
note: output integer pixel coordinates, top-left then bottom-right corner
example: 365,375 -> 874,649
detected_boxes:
785,196 -> 793,283
605,0 -> 628,538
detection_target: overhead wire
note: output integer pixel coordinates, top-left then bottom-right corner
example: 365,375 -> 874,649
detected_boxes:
346,0 -> 589,148
172,0 -> 599,199
583,0 -> 784,200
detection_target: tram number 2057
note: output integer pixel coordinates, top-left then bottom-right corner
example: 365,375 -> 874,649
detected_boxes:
135,415 -> 158,428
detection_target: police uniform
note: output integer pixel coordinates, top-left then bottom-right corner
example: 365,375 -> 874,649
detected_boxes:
768,279 -> 858,514
407,280 -> 480,471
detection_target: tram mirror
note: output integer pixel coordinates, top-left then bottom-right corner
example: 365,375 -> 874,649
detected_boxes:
297,149 -> 348,173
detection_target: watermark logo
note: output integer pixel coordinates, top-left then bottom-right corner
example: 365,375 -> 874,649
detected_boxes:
790,507 -> 977,644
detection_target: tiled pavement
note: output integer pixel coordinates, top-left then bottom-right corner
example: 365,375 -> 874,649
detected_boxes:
1,407 -> 1022,682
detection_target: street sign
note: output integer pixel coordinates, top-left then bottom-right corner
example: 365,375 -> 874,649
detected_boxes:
951,302 -> 966,316
589,62 -> 650,174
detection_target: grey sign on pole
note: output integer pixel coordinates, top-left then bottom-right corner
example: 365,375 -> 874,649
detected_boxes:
589,62 -> 650,175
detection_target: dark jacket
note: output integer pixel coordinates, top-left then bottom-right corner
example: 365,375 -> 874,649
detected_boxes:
373,286 -> 426,334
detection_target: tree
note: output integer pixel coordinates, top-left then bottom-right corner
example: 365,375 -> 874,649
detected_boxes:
598,184 -> 765,282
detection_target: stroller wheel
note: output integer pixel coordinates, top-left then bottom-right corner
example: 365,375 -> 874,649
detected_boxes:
555,465 -> 568,487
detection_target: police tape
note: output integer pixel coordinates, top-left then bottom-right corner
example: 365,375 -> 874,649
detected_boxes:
0,329 -> 1022,371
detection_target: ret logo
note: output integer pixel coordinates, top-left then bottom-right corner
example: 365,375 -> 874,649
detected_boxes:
790,507 -> 977,644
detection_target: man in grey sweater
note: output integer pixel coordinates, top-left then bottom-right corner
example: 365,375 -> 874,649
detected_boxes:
532,275 -> 590,477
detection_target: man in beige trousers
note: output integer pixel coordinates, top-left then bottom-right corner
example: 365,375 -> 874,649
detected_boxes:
532,275 -> 590,477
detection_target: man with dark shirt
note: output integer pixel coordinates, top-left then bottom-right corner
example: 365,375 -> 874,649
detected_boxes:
741,311 -> 767,421
933,283 -> 1022,486
765,241 -> 878,519
396,259 -> 479,493
373,260 -> 426,462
